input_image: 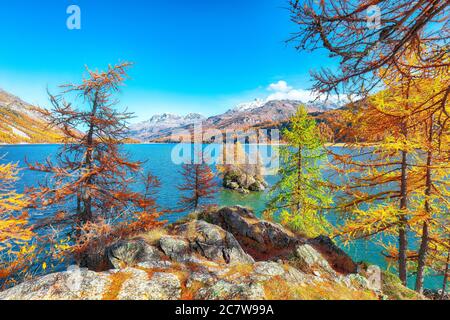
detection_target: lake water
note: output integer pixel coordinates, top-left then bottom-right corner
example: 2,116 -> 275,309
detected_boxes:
0,143 -> 444,290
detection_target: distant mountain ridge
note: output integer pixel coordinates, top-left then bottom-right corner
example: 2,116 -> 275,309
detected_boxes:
129,99 -> 340,142
0,89 -> 63,144
0,88 -> 341,144
129,112 -> 205,141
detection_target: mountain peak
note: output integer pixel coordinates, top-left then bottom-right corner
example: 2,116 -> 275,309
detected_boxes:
129,99 -> 341,142
129,112 -> 205,140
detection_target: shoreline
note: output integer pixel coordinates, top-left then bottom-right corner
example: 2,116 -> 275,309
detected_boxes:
1,142 -> 350,147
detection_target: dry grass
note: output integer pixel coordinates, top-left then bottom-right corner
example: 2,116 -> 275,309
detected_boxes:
222,263 -> 255,278
262,276 -> 378,300
293,281 -> 378,300
136,227 -> 168,246
263,276 -> 293,300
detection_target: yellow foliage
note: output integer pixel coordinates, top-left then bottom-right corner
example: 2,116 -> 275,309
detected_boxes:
0,105 -> 63,144
0,162 -> 33,246
262,276 -> 378,300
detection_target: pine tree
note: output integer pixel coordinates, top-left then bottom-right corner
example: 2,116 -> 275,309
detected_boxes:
265,105 -> 332,237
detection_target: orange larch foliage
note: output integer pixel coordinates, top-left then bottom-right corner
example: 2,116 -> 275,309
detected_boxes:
26,63 -> 163,269
177,159 -> 218,212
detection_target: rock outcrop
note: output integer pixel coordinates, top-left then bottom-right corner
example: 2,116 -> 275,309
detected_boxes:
201,206 -> 302,260
223,170 -> 268,193
0,206 -> 421,300
220,142 -> 268,193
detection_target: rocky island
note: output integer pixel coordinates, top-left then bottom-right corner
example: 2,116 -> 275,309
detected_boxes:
0,206 -> 423,300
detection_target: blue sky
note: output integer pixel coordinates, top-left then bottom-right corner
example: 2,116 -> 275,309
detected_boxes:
0,0 -> 334,122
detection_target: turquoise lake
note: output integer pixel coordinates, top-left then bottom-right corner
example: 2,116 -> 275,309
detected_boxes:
0,143 -> 444,290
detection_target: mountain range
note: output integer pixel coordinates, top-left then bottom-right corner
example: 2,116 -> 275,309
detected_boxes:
129,99 -> 340,142
0,88 -> 340,144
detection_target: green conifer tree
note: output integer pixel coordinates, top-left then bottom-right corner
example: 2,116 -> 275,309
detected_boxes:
265,105 -> 332,237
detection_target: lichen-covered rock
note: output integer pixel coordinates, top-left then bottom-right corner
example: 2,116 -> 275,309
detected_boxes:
159,235 -> 191,262
0,267 -> 109,300
107,240 -> 145,269
308,235 -> 358,274
253,261 -> 285,277
107,240 -> 166,269
0,266 -> 181,301
365,265 -> 382,292
203,206 -> 302,260
195,280 -> 266,300
115,269 -> 181,300
0,206 -> 418,301
290,244 -> 336,276
223,170 -> 267,193
171,220 -> 255,264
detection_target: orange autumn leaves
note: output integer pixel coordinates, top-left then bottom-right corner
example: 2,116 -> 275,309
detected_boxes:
24,63 -> 164,268
0,63 -> 165,284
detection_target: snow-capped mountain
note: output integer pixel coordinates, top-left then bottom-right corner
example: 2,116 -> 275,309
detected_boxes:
226,99 -> 265,114
128,98 -> 341,142
129,112 -> 205,141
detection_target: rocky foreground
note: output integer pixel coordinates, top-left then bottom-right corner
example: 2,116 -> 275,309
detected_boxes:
0,206 -> 423,300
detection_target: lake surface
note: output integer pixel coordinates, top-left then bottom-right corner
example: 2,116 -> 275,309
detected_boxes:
0,144 -> 443,290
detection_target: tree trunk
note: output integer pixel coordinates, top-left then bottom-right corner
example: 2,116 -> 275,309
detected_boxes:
78,92 -> 99,269
442,250 -> 449,300
415,221 -> 428,293
415,121 -> 433,293
398,122 -> 408,285
296,146 -> 303,212
194,165 -> 199,209
82,92 -> 99,223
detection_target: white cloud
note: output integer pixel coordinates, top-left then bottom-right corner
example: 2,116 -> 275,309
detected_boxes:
267,80 -> 292,93
267,88 -> 315,102
266,80 -> 315,102
265,80 -> 346,104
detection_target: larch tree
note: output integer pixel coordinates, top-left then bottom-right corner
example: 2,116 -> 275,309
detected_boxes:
27,63 -> 162,268
0,159 -> 34,286
0,161 -> 32,246
330,69 -> 422,285
287,0 -> 449,289
408,71 -> 450,293
331,52 -> 449,287
288,0 -> 448,103
265,105 -> 332,238
177,159 -> 218,212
